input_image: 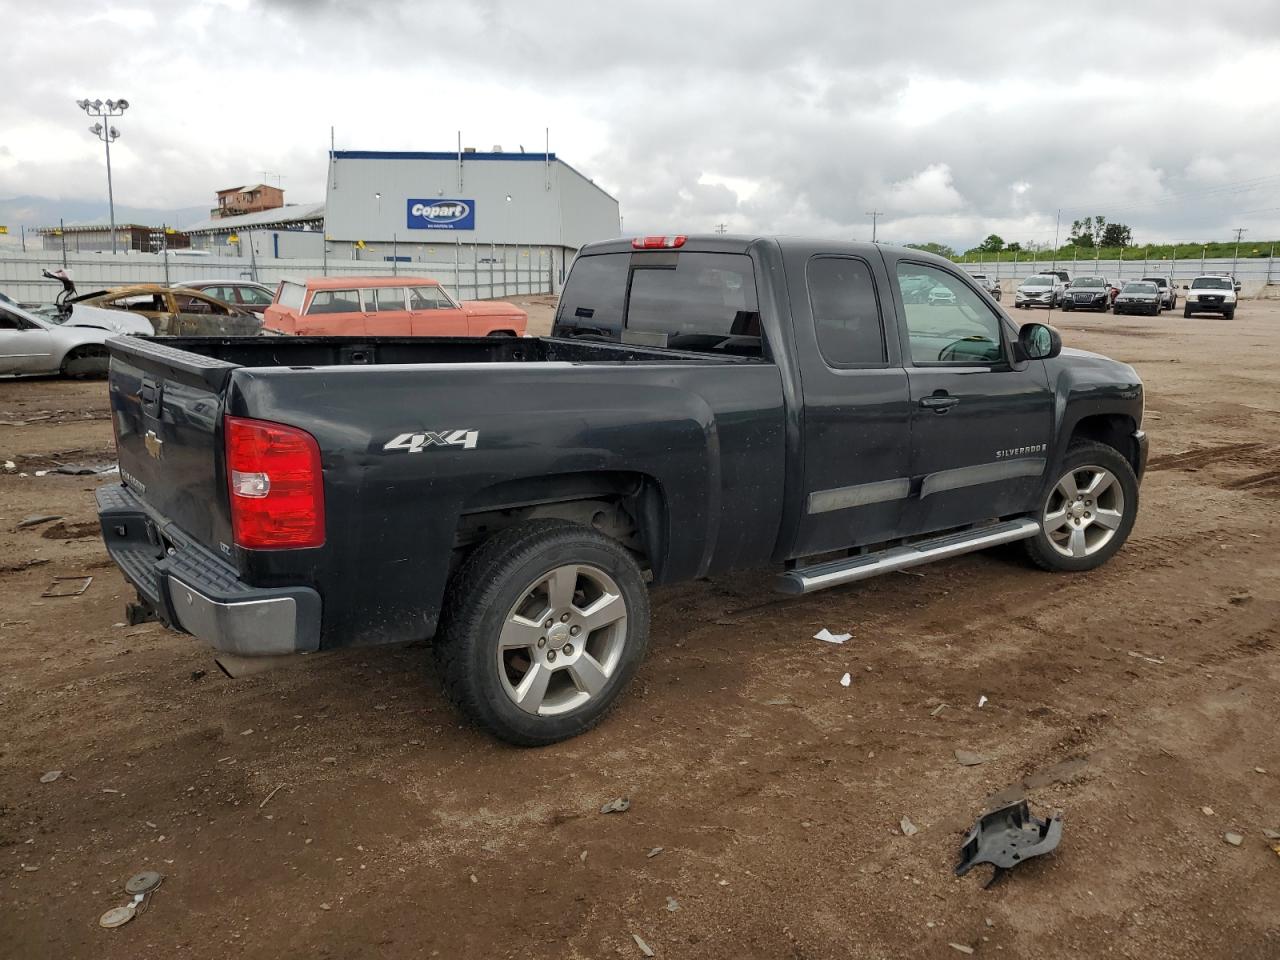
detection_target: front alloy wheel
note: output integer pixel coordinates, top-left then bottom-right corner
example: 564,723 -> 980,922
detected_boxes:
1041,466 -> 1125,560
1024,441 -> 1139,573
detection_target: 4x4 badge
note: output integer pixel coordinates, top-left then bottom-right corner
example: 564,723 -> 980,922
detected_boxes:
383,430 -> 479,453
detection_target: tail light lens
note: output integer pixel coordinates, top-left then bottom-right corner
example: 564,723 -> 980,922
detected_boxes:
224,415 -> 325,549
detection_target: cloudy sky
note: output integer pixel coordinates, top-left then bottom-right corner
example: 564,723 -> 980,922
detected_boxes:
3,0 -> 1280,249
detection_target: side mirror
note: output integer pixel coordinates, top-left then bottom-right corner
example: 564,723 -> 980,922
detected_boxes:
1017,322 -> 1061,361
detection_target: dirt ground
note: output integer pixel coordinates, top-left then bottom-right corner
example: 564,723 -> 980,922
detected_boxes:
2,296 -> 1279,960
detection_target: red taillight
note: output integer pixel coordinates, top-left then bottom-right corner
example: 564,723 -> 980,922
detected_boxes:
631,235 -> 687,249
224,415 -> 325,549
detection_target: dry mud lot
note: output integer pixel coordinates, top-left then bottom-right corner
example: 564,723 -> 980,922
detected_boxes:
2,300 -> 1279,960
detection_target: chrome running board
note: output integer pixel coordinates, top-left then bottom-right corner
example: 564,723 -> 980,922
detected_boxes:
776,517 -> 1041,595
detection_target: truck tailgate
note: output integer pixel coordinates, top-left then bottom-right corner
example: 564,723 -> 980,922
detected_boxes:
107,337 -> 238,555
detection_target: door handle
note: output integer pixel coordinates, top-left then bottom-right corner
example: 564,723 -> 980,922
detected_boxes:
920,395 -> 959,412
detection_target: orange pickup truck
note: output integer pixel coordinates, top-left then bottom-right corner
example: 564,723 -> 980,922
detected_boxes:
263,277 -> 528,337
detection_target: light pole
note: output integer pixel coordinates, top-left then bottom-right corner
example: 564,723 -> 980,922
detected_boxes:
77,98 -> 129,254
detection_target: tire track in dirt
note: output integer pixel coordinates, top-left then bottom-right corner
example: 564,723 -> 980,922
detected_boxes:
1146,442 -> 1264,471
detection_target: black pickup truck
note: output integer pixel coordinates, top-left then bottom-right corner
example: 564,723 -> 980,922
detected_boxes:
97,236 -> 1147,745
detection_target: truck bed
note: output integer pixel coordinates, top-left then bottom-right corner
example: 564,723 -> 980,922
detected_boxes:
108,334 -> 763,391
103,332 -> 786,652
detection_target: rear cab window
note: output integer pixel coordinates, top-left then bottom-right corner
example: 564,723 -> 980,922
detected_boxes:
556,250 -> 763,357
806,256 -> 886,367
277,282 -> 306,311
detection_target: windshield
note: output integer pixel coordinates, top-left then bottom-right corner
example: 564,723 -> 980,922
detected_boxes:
1140,277 -> 1167,287
1191,277 -> 1232,289
1074,277 -> 1106,288
1021,277 -> 1052,288
1123,282 -> 1157,294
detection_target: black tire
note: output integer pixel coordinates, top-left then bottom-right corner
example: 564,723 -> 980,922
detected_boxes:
1183,306 -> 1192,318
1024,440 -> 1139,574
434,519 -> 650,746
1225,307 -> 1236,320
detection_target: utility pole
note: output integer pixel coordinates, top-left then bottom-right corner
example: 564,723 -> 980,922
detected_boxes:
1051,208 -> 1060,272
714,223 -> 728,235
76,98 -> 129,254
1232,227 -> 1246,277
865,210 -> 883,243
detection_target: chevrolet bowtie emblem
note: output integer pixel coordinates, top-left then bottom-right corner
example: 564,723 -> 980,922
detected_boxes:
144,429 -> 164,460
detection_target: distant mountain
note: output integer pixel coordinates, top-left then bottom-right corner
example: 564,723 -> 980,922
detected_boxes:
0,195 -> 210,233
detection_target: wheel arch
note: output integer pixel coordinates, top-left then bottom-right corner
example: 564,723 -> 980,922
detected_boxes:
1067,413 -> 1141,475
454,470 -> 670,578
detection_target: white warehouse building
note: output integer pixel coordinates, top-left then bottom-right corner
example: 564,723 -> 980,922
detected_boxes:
324,149 -> 621,291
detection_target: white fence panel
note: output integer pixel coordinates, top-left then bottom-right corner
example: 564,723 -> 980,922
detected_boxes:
960,255 -> 1279,297
0,251 -> 553,305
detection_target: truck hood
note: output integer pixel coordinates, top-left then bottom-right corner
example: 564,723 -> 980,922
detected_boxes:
1058,347 -> 1141,383
461,300 -> 528,319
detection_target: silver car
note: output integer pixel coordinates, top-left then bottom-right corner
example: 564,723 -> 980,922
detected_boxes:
0,299 -> 147,377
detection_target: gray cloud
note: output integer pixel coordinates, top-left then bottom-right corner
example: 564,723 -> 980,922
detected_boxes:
2,0 -> 1279,246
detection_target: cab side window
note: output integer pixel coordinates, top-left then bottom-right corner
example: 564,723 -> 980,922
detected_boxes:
807,257 -> 886,366
0,309 -> 27,330
896,263 -> 1004,364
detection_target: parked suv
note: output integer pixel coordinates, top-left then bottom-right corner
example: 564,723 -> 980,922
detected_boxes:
969,273 -> 1002,301
1183,276 -> 1237,319
1060,276 -> 1111,312
264,277 -> 528,337
1140,276 -> 1177,310
1014,274 -> 1064,309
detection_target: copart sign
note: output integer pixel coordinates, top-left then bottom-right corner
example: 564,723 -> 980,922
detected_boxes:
406,199 -> 475,230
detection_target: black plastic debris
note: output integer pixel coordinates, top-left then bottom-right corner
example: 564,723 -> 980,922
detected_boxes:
955,800 -> 1062,886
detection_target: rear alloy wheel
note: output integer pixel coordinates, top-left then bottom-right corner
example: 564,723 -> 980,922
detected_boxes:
1024,441 -> 1138,573
435,519 -> 649,745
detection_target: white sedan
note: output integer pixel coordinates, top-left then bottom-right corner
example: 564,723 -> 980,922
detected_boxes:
0,299 -> 150,377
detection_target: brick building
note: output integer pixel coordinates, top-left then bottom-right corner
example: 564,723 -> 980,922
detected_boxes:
212,183 -> 285,219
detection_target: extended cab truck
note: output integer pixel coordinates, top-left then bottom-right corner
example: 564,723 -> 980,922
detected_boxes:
97,236 -> 1148,746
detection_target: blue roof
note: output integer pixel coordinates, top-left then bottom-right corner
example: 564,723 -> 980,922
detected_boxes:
332,150 -> 557,162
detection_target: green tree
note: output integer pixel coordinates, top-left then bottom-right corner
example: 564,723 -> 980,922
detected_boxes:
1101,222 -> 1132,248
905,241 -> 956,259
1006,241 -> 1023,252
978,233 -> 1005,252
1069,215 -> 1107,247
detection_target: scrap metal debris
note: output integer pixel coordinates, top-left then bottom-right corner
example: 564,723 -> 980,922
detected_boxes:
39,770 -> 62,784
600,797 -> 631,814
955,800 -> 1063,887
900,816 -> 919,836
42,576 -> 92,598
1224,832 -> 1244,846
100,870 -> 163,930
930,703 -> 948,717
632,933 -> 655,957
15,514 -> 62,530
954,749 -> 986,767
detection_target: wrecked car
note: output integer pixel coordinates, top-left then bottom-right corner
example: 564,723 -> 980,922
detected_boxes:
74,284 -> 262,337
